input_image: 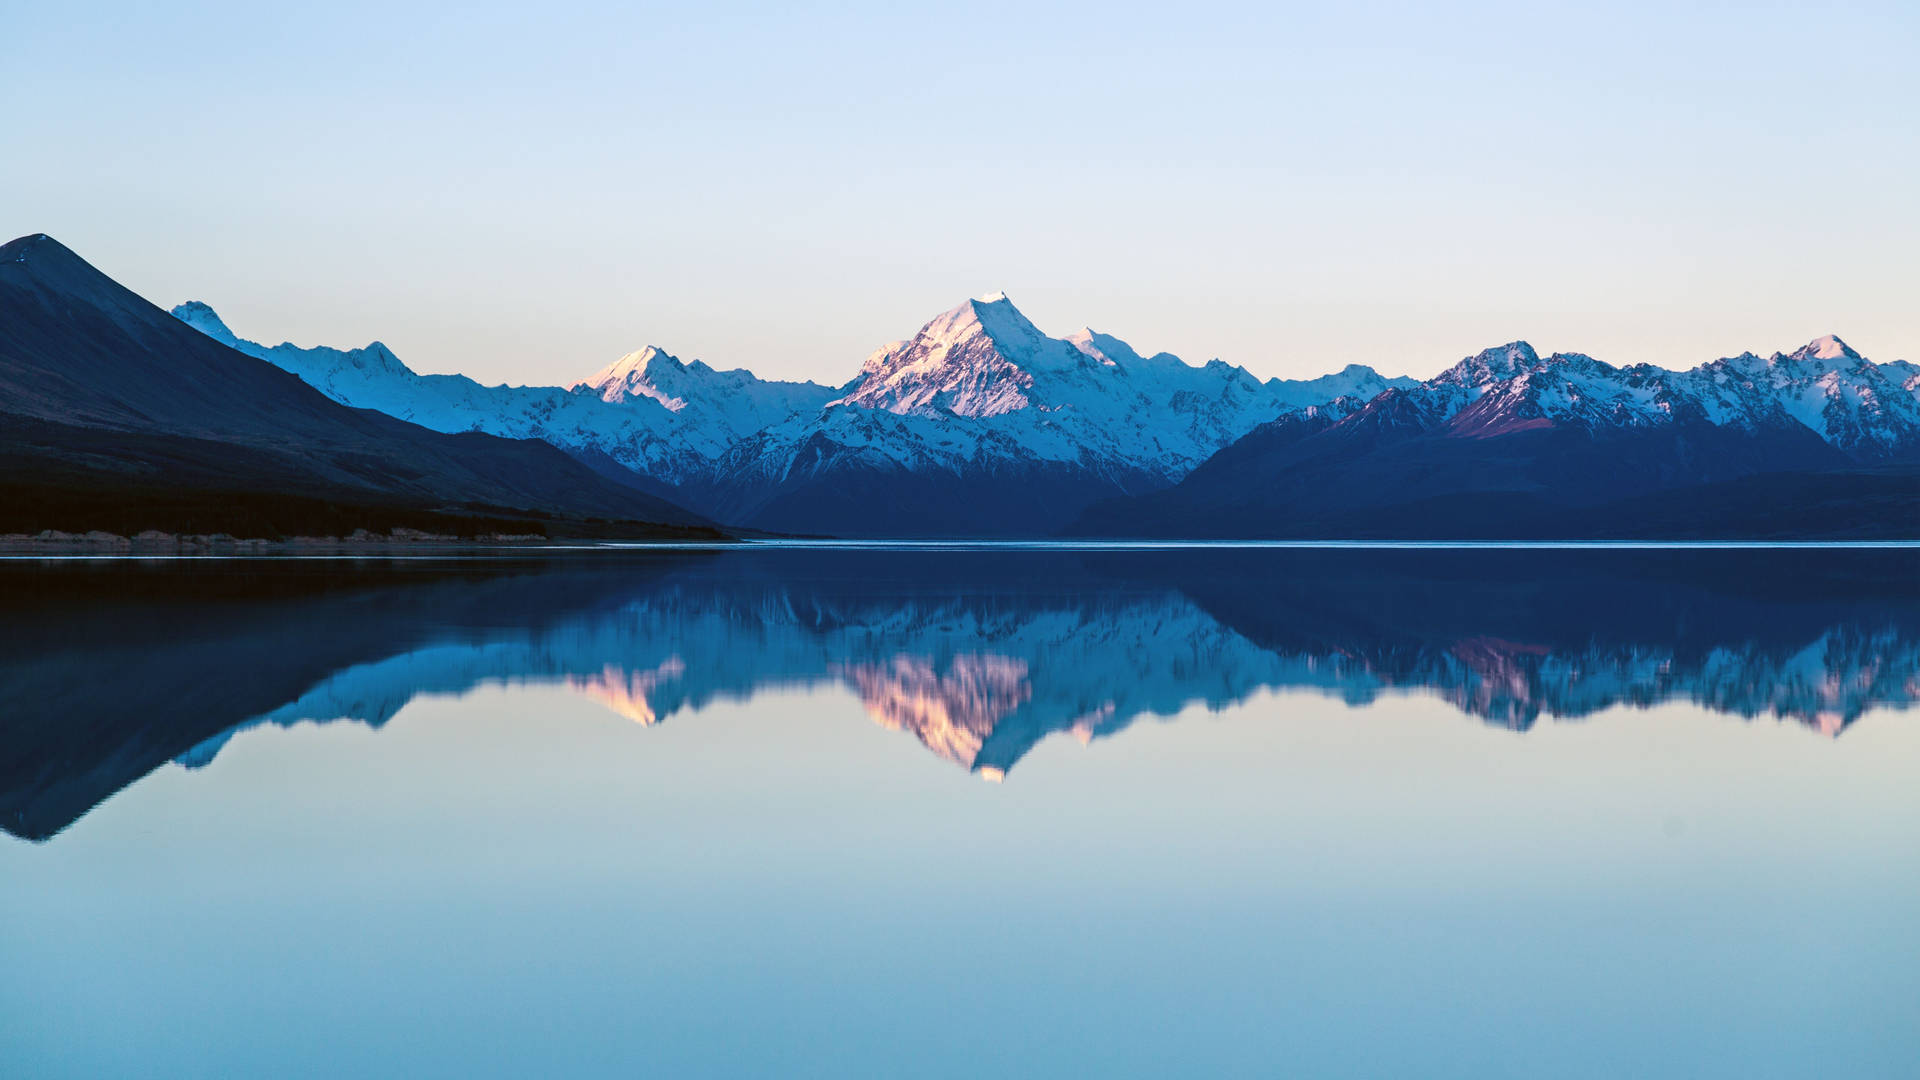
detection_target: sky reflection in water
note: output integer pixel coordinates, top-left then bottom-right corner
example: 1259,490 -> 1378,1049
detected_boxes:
1,547 -> 1916,1078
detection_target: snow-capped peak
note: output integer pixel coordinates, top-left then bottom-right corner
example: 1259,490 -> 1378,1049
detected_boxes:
169,301 -> 239,346
169,301 -> 409,378
929,293 -> 1050,360
837,293 -> 1084,417
576,345 -> 687,410
1797,334 -> 1861,362
1437,341 -> 1542,385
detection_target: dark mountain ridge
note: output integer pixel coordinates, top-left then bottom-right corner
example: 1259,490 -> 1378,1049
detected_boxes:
0,234 -> 717,539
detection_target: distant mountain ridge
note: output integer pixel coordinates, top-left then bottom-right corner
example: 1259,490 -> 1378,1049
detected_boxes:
1349,336 -> 1920,454
1071,337 -> 1920,538
175,285 -> 1919,537
172,300 -> 835,487
0,235 -> 714,539
173,291 -> 1419,534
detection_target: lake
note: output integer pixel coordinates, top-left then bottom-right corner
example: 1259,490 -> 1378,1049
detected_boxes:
2,545 -> 1916,1078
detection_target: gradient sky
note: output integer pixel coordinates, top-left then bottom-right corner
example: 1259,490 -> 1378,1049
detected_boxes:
6,1 -> 1916,386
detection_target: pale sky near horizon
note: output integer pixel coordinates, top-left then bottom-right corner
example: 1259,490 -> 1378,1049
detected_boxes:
5,1 -> 1916,386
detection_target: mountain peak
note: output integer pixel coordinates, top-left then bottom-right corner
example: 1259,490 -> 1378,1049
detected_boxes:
576,345 -> 688,409
1484,340 -> 1540,365
0,232 -> 68,265
169,301 -> 238,345
1801,334 -> 1860,362
1436,341 -> 1541,386
942,292 -> 1045,352
1,232 -> 175,330
839,294 -> 1076,417
878,293 -> 1052,369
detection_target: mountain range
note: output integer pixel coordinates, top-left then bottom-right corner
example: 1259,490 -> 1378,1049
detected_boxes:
3,232 -> 1915,539
173,277 -> 1919,540
175,289 -> 1416,535
1076,337 -> 1920,537
0,234 -> 717,540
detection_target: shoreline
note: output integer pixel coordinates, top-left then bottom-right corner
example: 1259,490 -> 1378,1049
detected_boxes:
3,533 -> 1916,557
0,527 -> 615,555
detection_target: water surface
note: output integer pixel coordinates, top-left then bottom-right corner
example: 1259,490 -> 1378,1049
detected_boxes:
2,547 -> 1916,1077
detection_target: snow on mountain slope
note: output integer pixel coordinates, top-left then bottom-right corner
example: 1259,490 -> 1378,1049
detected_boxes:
1339,340 -> 1675,437
830,293 -> 1412,469
170,301 -> 836,483
575,344 -> 839,431
837,293 -> 1069,417
1335,335 -> 1920,456
1675,336 -> 1920,457
686,294 -> 1419,530
174,292 -> 1918,536
180,291 -> 1381,531
1065,329 -> 1417,445
652,294 -> 1428,532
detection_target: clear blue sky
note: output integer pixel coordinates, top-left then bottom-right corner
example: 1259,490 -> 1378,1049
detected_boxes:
6,1 -> 1916,385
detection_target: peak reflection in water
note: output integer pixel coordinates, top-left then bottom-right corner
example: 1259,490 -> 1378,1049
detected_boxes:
1,546 -> 1914,841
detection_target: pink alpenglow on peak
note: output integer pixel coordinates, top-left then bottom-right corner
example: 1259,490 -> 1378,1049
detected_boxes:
1806,334 -> 1857,361
577,346 -> 688,410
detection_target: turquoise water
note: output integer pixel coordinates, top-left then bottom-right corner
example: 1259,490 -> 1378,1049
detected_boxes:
2,547 -> 1916,1077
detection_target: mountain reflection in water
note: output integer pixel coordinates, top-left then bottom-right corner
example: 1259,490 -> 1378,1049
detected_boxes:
2,546 -> 1913,840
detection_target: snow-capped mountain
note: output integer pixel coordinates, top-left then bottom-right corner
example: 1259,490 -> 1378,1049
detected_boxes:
171,301 -> 835,485
573,344 -> 840,437
1340,334 -> 1920,453
172,293 -> 1415,534
673,293 -> 1419,533
824,293 -> 1411,474
1077,334 -> 1920,537
172,293 -> 1916,537
1683,336 -> 1920,457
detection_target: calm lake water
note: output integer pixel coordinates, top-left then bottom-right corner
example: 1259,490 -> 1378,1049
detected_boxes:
3,546 -> 1916,1078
